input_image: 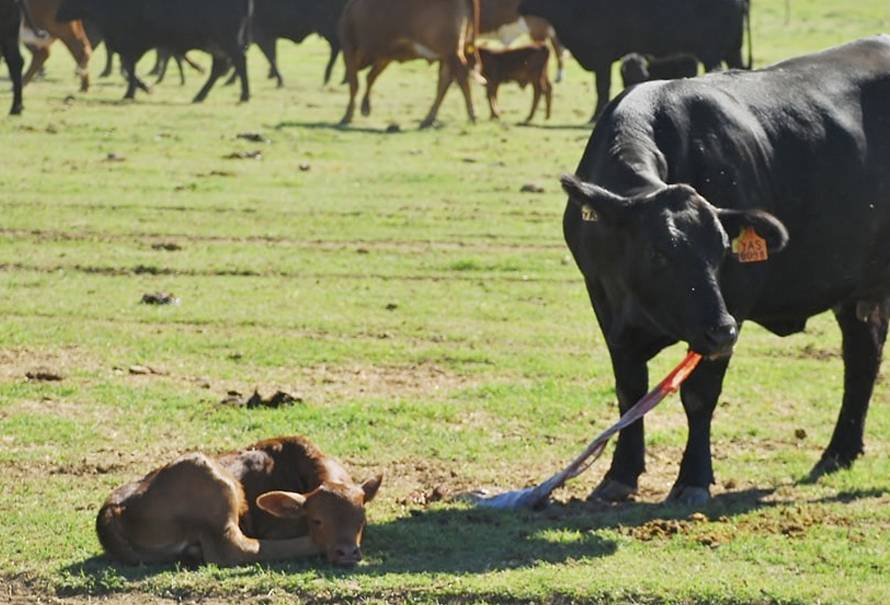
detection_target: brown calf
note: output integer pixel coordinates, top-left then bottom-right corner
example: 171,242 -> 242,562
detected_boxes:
96,436 -> 382,567
479,0 -> 565,82
478,44 -> 551,123
338,0 -> 481,128
20,0 -> 91,92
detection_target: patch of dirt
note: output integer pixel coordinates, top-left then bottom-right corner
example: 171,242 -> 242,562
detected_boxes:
224,150 -> 263,160
140,292 -> 180,305
296,362 -> 474,402
0,346 -> 102,384
219,389 -> 303,409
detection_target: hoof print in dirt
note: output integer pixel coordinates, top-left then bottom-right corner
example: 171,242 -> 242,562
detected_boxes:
236,132 -> 270,144
221,389 -> 303,409
25,368 -> 63,382
140,292 -> 180,305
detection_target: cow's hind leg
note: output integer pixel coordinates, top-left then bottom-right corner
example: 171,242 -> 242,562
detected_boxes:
3,40 -> 24,115
452,58 -> 476,125
58,31 -> 91,92
256,35 -> 283,88
360,59 -> 390,117
420,60 -> 454,129
193,55 -> 231,103
668,357 -> 731,506
323,39 -> 340,86
810,302 -> 888,479
231,51 -> 250,102
524,83 -> 542,124
22,44 -> 50,86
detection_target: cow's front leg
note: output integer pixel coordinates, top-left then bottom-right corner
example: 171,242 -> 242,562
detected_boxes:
589,62 -> 611,123
811,301 -> 888,478
589,356 -> 649,502
668,356 -> 730,506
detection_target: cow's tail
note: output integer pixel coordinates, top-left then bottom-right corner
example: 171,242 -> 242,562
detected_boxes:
464,0 -> 485,83
238,0 -> 255,52
745,0 -> 753,69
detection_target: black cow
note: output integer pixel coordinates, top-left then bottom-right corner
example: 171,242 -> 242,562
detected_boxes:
620,53 -> 698,88
1,0 -> 25,114
251,0 -> 348,87
519,0 -> 751,121
56,0 -> 253,103
561,36 -> 890,506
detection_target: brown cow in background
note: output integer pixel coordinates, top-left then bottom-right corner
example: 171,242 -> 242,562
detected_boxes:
338,0 -> 482,128
20,0 -> 91,92
479,0 -> 565,82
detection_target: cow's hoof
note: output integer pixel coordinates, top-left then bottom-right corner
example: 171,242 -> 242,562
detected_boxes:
807,452 -> 855,482
419,118 -> 435,130
666,484 -> 710,507
10,105 -> 23,116
587,478 -> 637,502
360,100 -> 370,117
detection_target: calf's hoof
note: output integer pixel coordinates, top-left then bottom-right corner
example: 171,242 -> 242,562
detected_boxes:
360,99 -> 371,117
419,118 -> 436,130
666,484 -> 710,507
587,478 -> 637,502
10,103 -> 23,116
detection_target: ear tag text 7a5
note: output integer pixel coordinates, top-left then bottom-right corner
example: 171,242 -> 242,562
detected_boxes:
581,205 -> 599,222
732,227 -> 768,263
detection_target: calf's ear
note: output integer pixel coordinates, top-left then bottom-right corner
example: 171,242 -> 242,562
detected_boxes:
360,474 -> 383,503
560,174 -> 633,224
256,491 -> 307,518
717,208 -> 789,254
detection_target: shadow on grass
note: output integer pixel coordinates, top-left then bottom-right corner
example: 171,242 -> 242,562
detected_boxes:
60,484 -> 888,597
516,121 -> 594,131
272,120 -> 411,135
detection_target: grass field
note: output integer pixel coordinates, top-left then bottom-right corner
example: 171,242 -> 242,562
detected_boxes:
2,0 -> 890,603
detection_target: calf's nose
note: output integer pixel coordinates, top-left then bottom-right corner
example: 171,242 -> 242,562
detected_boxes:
334,546 -> 362,565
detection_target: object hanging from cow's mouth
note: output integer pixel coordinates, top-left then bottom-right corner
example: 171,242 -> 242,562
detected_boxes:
467,351 -> 703,510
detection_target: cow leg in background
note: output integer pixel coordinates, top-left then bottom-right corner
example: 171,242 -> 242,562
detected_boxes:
810,302 -> 888,478
452,57 -> 476,125
121,56 -> 141,99
360,59 -> 390,117
543,77 -> 552,119
2,38 -> 24,114
339,49 -> 361,125
551,35 -> 566,83
99,47 -> 114,78
589,351 -> 650,501
420,60 -> 454,129
230,50 -> 250,102
591,62 -> 612,122
174,54 -> 186,86
22,44 -> 50,86
668,357 -> 731,505
256,35 -> 283,88
485,79 -> 501,120
154,51 -> 170,84
323,39 -> 340,86
525,81 -> 543,124
193,55 -> 231,103
58,31 -> 91,92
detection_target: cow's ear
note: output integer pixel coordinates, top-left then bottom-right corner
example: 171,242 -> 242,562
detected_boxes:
560,174 -> 633,224
360,474 -> 383,504
717,208 -> 789,254
256,491 -> 307,518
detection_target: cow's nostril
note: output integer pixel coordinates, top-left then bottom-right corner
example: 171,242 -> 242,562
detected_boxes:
705,323 -> 738,351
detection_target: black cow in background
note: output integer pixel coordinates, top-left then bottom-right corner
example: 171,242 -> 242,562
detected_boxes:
561,36 -> 890,506
519,0 -> 751,120
251,0 -> 348,87
620,53 -> 698,88
1,0 -> 25,114
56,0 -> 253,102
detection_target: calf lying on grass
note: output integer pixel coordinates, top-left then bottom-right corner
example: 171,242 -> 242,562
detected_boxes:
97,436 -> 382,567
478,44 -> 552,123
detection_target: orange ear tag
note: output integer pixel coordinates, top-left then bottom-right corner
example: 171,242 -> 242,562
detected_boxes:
732,227 -> 768,263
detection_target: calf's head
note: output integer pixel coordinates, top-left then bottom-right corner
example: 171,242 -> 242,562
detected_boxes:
562,175 -> 789,357
256,475 -> 382,566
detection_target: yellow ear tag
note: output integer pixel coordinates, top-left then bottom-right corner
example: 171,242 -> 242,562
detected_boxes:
581,205 -> 599,222
732,227 -> 768,263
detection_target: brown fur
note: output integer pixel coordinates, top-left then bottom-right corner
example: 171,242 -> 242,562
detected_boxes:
478,44 -> 551,122
478,0 -> 565,81
96,436 -> 382,567
338,0 -> 482,128
21,0 -> 91,92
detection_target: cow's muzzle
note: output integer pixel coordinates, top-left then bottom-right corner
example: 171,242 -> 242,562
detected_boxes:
695,321 -> 738,359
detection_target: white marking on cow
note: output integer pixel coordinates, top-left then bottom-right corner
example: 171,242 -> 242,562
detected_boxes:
76,66 -> 89,77
20,19 -> 52,49
412,43 -> 439,60
495,18 -> 529,46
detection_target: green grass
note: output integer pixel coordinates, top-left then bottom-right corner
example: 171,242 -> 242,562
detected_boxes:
2,0 -> 890,603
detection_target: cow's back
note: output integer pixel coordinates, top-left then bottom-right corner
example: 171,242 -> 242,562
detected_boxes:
342,0 -> 472,56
